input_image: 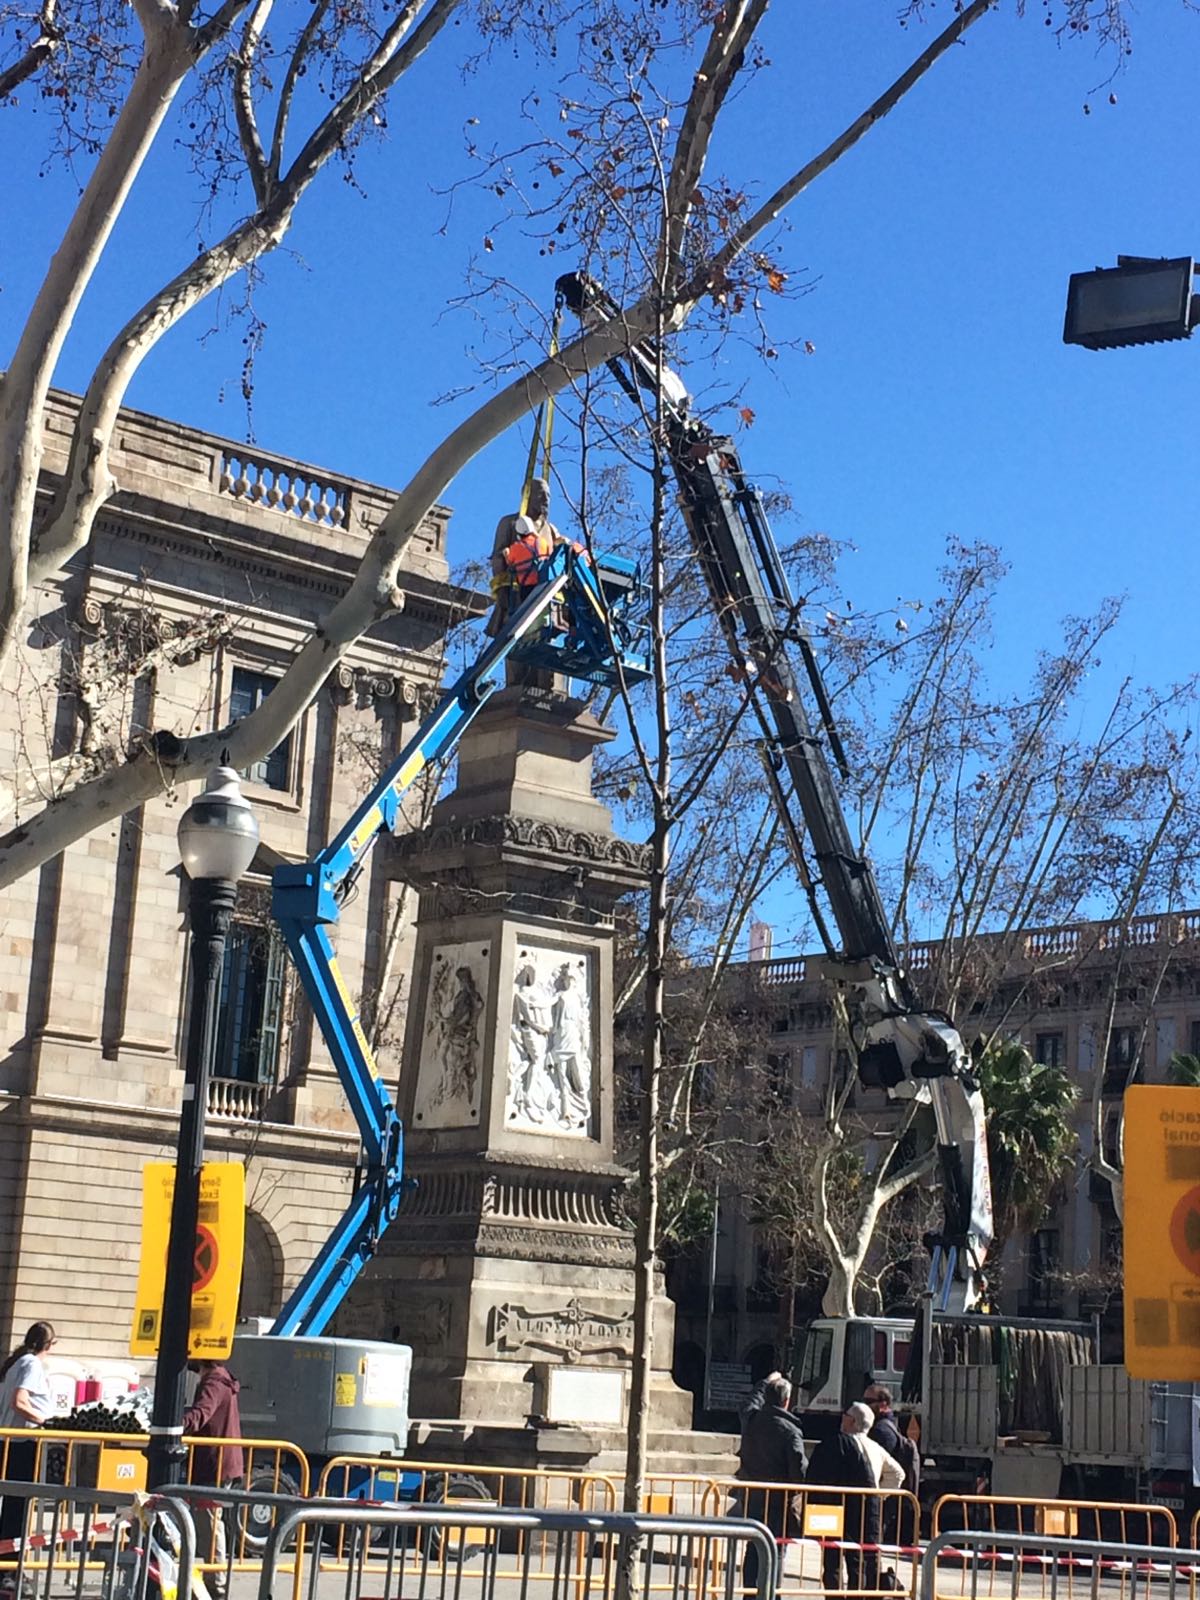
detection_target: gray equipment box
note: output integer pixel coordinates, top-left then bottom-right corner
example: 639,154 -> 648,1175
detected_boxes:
229,1334 -> 412,1458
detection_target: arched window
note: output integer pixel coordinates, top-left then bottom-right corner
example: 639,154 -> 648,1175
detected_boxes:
239,1210 -> 283,1322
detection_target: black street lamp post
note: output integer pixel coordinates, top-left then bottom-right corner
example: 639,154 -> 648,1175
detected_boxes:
146,767 -> 259,1490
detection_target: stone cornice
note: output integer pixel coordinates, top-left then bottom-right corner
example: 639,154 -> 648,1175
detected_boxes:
83,506 -> 480,629
405,1147 -> 631,1181
392,814 -> 651,874
1,1092 -> 359,1161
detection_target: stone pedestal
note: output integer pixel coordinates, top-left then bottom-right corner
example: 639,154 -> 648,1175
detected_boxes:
338,688 -> 694,1444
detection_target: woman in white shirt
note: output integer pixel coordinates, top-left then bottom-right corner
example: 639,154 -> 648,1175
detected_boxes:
0,1321 -> 57,1559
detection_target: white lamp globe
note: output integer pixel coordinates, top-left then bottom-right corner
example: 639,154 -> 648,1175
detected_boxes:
177,767 -> 260,882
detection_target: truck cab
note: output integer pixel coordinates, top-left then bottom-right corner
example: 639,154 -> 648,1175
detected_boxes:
793,1316 -> 914,1439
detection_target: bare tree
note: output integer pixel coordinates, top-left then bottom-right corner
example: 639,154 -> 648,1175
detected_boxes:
0,0 -> 1024,889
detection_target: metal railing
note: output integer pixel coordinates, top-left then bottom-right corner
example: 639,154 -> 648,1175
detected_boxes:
260,1502 -> 779,1600
317,1455 -> 618,1515
311,1467 -> 917,1599
930,1491 -> 1178,1547
0,1479 -> 196,1600
921,1527 -> 1200,1600
0,1426 -> 309,1503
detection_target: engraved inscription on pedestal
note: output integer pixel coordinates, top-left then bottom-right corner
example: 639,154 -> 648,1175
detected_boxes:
490,1297 -> 633,1361
506,946 -> 593,1138
413,942 -> 489,1128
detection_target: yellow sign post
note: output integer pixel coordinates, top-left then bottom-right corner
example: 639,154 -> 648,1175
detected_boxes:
131,1162 -> 245,1360
1124,1085 -> 1200,1379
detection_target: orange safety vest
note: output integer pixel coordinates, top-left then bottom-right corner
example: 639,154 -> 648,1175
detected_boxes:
504,526 -> 557,587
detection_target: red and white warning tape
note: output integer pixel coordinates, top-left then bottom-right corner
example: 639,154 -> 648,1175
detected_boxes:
0,1520 -> 118,1558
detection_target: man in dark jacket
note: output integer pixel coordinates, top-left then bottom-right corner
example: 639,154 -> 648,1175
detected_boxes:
734,1375 -> 806,1590
183,1362 -> 244,1599
864,1384 -> 919,1546
807,1407 -> 879,1593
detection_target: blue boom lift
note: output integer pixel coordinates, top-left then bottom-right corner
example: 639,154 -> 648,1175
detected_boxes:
267,540 -> 649,1337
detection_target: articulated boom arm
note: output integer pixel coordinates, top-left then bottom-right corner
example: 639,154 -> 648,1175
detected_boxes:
556,272 -> 992,1310
270,545 -> 648,1336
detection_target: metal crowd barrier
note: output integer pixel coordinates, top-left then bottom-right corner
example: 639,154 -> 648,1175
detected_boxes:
312,1462 -> 918,1597
259,1502 -> 779,1600
921,1527 -> 1200,1600
930,1491 -> 1178,1547
319,1455 -> 618,1514
633,1475 -> 920,1598
0,1425 -> 308,1504
0,1478 -> 196,1600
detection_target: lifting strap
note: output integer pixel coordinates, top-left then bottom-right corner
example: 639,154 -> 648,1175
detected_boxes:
519,292 -> 565,515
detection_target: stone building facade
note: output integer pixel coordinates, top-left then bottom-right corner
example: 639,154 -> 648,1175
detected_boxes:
670,911 -> 1200,1398
0,392 -> 464,1361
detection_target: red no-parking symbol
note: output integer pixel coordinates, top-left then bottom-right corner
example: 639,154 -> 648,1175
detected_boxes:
193,1224 -> 219,1292
1169,1184 -> 1200,1277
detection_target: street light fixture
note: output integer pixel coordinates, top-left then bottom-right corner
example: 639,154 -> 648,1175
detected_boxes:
147,767 -> 259,1490
1063,255 -> 1197,350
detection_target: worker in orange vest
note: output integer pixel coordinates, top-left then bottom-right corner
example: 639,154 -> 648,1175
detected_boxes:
488,477 -> 589,635
488,477 -> 557,634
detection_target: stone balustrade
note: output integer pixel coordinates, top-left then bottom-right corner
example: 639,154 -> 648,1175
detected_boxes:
745,906 -> 1200,992
220,451 -> 349,528
207,1076 -> 267,1121
39,386 -> 449,571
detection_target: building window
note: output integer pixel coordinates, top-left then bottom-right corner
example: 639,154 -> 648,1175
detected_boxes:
1190,1018 -> 1200,1057
764,1052 -> 792,1107
1103,1026 -> 1141,1093
1035,1031 -> 1065,1070
213,919 -> 287,1084
1027,1227 -> 1061,1310
747,1245 -> 777,1312
230,667 -> 292,791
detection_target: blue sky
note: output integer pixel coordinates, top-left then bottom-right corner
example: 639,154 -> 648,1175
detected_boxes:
2,2 -> 1198,955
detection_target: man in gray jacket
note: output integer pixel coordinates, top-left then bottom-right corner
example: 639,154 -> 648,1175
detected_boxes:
735,1374 -> 806,1589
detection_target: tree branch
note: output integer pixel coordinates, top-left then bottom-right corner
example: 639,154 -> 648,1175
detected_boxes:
232,0 -> 274,207
659,0 -> 768,291
268,0 -> 331,184
0,0 -> 60,99
683,0 -> 997,306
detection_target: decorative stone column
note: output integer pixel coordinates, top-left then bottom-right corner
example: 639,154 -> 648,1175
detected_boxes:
338,687 -> 691,1445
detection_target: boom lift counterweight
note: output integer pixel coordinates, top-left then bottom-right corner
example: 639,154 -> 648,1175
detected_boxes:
555,269 -> 993,1312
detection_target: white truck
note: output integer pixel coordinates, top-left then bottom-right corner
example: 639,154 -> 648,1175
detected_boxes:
794,1313 -> 1198,1513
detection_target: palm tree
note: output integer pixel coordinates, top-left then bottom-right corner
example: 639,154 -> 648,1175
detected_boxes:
976,1040 -> 1079,1259
1168,1052 -> 1200,1087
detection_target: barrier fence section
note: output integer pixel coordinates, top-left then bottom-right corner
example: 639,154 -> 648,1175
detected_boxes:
0,1478 -> 196,1600
638,1473 -> 920,1599
0,1426 -> 308,1505
930,1493 -> 1179,1548
319,1455 -> 618,1513
260,1503 -> 779,1600
921,1528 -> 1200,1600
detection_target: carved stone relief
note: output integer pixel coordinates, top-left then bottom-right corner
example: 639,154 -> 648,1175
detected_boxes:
413,943 -> 489,1129
489,1298 -> 633,1361
506,946 -> 593,1138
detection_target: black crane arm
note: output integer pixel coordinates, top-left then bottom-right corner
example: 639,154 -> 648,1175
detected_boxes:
556,271 -> 993,1311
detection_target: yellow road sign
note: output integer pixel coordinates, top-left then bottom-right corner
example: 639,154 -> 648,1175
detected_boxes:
1124,1086 -> 1200,1379
130,1162 -> 245,1360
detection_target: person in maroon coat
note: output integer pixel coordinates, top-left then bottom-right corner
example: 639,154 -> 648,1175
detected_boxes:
183,1362 -> 244,1598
